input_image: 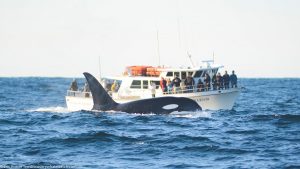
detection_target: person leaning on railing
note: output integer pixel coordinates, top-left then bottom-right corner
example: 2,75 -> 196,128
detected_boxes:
160,77 -> 167,93
149,81 -> 156,97
230,70 -> 238,88
223,71 -> 230,89
111,80 -> 119,93
204,73 -> 211,91
166,78 -> 173,94
83,82 -> 90,97
172,75 -> 181,93
216,73 -> 223,90
197,79 -> 204,92
212,74 -> 217,90
69,79 -> 78,91
184,74 -> 195,93
180,81 -> 186,93
69,79 -> 78,96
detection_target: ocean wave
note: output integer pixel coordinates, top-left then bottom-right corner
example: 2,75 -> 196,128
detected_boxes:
179,145 -> 251,155
26,106 -> 71,113
178,145 -> 220,152
226,129 -> 260,135
41,131 -> 139,145
251,114 -> 300,123
90,110 -> 212,119
165,163 -> 206,168
170,110 -> 212,118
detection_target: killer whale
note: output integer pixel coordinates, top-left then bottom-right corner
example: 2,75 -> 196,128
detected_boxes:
83,72 -> 201,114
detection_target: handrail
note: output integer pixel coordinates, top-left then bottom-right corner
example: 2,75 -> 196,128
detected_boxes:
67,83 -> 240,98
67,90 -> 92,98
161,84 -> 239,95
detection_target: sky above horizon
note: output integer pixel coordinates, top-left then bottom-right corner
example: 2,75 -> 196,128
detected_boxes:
0,0 -> 299,78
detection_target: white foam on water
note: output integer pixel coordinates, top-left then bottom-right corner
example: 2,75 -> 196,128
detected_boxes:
27,106 -> 71,113
170,110 -> 213,118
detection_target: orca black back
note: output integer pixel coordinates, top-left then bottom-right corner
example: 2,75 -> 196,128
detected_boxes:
115,96 -> 201,114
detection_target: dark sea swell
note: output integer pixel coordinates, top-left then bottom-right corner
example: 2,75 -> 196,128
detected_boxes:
0,78 -> 300,168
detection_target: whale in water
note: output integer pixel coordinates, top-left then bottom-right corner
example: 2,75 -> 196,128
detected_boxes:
83,72 -> 202,114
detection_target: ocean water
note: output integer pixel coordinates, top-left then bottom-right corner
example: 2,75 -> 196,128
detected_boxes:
0,77 -> 299,169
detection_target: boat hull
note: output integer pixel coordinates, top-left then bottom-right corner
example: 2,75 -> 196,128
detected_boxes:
65,88 -> 241,111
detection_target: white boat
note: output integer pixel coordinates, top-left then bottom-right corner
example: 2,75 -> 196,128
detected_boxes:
66,61 -> 241,111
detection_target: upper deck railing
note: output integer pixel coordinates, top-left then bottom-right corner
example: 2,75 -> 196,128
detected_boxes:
161,83 -> 239,95
67,83 -> 240,98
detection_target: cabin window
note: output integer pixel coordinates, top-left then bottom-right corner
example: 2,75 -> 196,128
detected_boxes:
181,72 -> 187,80
130,80 -> 141,89
143,80 -> 148,89
174,72 -> 180,78
166,72 -> 173,77
194,71 -> 203,77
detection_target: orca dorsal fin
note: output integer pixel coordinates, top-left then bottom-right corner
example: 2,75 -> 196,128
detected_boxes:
83,72 -> 118,111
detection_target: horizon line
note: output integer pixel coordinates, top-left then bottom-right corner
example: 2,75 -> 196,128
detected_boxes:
0,75 -> 299,79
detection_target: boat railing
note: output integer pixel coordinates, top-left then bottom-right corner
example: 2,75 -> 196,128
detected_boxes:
67,90 -> 92,98
162,84 -> 239,95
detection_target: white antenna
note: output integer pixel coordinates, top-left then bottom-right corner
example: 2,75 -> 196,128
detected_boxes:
156,30 -> 161,66
213,51 -> 215,64
187,52 -> 195,68
98,55 -> 102,79
176,0 -> 182,48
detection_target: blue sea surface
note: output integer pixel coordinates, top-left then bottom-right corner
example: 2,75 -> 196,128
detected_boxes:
0,77 -> 299,168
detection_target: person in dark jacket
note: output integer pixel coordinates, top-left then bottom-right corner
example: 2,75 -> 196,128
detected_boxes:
216,72 -> 223,90
184,74 -> 195,92
172,75 -> 181,93
230,70 -> 238,88
172,75 -> 181,87
197,79 -> 204,92
204,73 -> 211,91
69,79 -> 78,91
223,71 -> 230,89
212,74 -> 217,90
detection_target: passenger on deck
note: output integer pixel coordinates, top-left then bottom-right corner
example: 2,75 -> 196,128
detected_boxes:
230,70 -> 238,88
204,73 -> 211,91
160,77 -> 167,93
111,80 -> 119,92
184,74 -> 195,92
69,79 -> 78,91
150,81 -> 156,97
172,75 -> 181,93
102,79 -> 108,91
223,71 -> 230,89
216,72 -> 223,90
166,78 -> 173,94
212,74 -> 217,90
83,82 -> 90,97
197,79 -> 204,92
180,81 -> 186,93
